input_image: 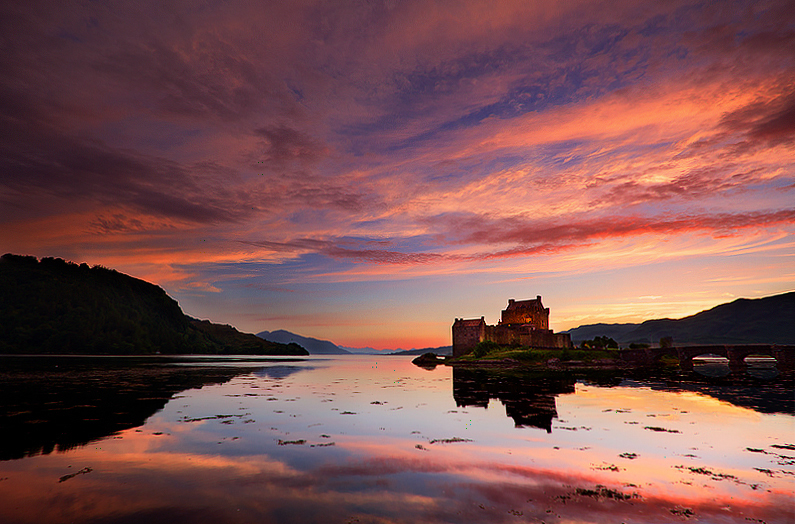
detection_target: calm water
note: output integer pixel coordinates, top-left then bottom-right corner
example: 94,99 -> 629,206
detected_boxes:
0,355 -> 793,524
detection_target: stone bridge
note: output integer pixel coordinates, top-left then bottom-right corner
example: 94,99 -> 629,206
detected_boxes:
619,345 -> 795,370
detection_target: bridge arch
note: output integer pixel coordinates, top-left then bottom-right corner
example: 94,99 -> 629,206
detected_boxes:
676,346 -> 729,370
729,346 -> 775,364
646,347 -> 678,366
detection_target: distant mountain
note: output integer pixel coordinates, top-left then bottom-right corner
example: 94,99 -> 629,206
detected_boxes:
339,345 -> 452,356
339,346 -> 389,355
562,292 -> 795,346
255,333 -> 452,356
389,346 -> 453,356
0,254 -> 307,356
190,320 -> 307,356
257,330 -> 350,354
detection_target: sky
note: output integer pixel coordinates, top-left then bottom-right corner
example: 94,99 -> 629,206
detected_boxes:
1,1 -> 794,349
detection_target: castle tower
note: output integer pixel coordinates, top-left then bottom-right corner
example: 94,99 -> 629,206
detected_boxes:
452,317 -> 486,358
499,296 -> 549,329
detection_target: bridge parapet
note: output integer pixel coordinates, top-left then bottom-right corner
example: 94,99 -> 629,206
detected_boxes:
618,348 -> 653,366
619,345 -> 795,370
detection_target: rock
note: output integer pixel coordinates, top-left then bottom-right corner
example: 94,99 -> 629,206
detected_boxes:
412,352 -> 443,368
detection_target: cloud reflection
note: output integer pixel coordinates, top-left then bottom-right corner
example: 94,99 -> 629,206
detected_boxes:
1,440 -> 790,524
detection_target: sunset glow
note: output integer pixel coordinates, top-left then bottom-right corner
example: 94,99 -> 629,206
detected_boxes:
1,1 -> 793,348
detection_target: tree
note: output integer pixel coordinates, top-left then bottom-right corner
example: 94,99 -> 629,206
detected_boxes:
580,335 -> 618,349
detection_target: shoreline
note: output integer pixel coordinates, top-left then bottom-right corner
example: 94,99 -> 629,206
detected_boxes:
414,344 -> 795,372
444,357 -> 633,370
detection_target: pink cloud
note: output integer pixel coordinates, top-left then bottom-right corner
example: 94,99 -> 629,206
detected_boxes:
237,208 -> 795,269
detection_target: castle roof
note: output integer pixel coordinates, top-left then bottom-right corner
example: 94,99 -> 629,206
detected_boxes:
454,317 -> 485,326
505,296 -> 544,310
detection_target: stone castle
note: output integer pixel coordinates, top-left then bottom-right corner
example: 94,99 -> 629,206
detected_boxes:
452,296 -> 573,357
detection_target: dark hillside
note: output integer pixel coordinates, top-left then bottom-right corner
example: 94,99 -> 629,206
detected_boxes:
622,292 -> 795,345
563,292 -> 795,346
0,254 -> 306,355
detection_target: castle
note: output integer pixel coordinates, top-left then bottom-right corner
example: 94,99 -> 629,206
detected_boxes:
452,296 -> 572,357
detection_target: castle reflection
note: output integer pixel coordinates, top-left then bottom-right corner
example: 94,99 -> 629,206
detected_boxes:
452,368 -> 575,432
451,365 -> 794,431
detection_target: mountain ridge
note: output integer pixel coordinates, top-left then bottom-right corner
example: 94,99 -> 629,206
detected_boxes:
256,329 -> 350,354
562,292 -> 795,346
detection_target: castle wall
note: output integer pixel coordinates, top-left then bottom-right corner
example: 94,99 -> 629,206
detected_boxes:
486,325 -> 571,349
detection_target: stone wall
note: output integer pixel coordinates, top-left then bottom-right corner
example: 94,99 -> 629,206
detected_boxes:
486,324 -> 571,349
452,318 -> 486,357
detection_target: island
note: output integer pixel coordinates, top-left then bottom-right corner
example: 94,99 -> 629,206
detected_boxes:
417,294 -> 795,371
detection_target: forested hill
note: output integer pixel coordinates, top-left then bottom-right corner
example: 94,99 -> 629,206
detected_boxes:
0,254 -> 307,356
562,292 -> 795,346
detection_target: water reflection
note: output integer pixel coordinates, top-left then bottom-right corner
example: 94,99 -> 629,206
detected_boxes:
0,356 -> 792,524
657,368 -> 794,415
693,361 -> 732,377
0,356 -> 280,460
252,365 -> 313,379
747,366 -> 779,379
452,365 -> 794,429
694,360 -> 782,379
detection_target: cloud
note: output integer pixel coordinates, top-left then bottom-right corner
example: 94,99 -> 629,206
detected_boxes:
0,120 -> 250,224
720,90 -> 795,145
749,93 -> 795,143
594,165 -> 768,207
254,124 -> 329,166
89,213 -> 154,234
445,209 -> 795,247
240,238 -> 443,265
238,208 -> 795,269
96,39 -> 301,123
